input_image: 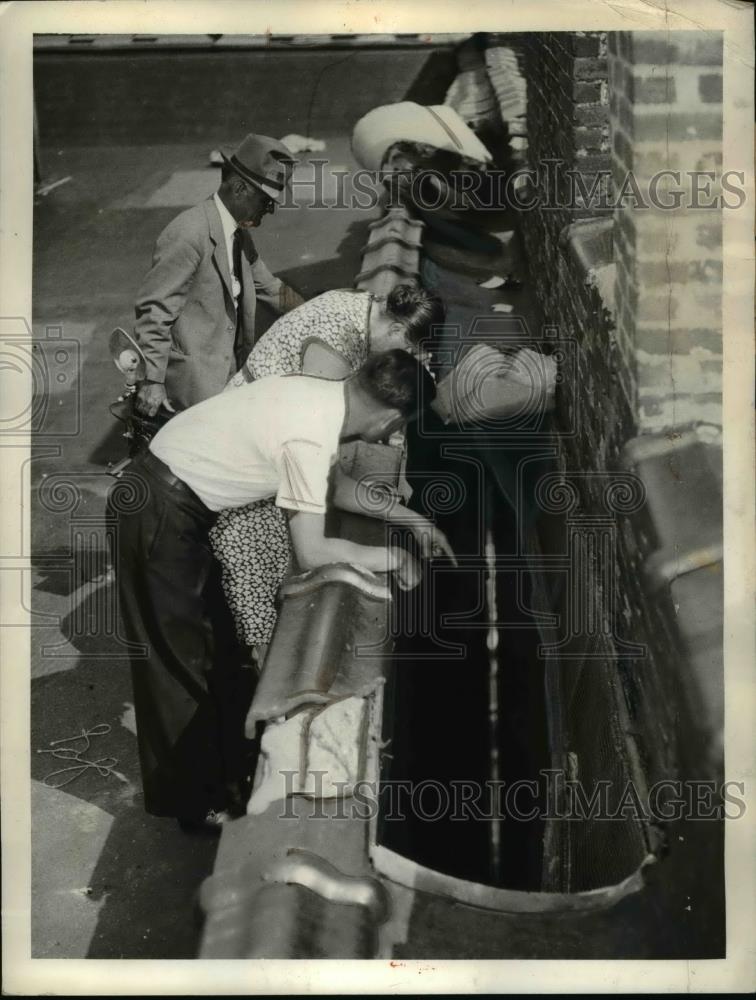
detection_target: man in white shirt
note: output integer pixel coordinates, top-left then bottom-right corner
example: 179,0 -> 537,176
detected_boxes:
108,350 -> 433,832
133,133 -> 305,416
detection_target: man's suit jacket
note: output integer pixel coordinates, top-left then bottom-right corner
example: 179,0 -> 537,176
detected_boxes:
134,198 -> 283,410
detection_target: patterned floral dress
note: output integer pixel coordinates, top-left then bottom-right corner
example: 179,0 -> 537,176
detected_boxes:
208,289 -> 373,646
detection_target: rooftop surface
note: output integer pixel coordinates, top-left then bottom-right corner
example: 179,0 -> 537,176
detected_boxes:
29,42 -> 448,958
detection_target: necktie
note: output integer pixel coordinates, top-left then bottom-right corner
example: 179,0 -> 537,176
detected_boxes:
232,228 -> 245,364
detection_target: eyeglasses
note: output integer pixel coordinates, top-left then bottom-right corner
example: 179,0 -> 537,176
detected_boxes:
241,180 -> 276,213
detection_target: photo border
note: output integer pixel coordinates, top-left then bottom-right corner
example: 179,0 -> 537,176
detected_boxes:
1,0 -> 753,993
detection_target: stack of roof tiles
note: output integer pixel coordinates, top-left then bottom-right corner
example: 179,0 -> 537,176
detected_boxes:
355,208 -> 425,296
442,38 -> 529,164
484,44 -> 528,158
443,39 -> 500,131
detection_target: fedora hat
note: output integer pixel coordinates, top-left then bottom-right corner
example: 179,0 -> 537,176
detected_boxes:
352,102 -> 493,172
221,133 -> 297,201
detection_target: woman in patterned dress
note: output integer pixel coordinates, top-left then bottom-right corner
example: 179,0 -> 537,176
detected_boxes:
209,283 -> 451,657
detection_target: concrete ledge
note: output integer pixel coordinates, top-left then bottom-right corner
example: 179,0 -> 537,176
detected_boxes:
621,423 -> 723,767
561,217 -> 616,317
621,423 -> 723,586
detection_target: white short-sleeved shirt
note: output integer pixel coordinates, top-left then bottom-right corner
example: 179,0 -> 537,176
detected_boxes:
149,374 -> 346,513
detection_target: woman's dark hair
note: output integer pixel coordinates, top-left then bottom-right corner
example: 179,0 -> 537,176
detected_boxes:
384,283 -> 446,346
356,349 -> 436,419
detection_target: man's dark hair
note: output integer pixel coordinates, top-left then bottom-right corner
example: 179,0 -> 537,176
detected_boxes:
220,163 -> 257,190
356,349 -> 436,419
385,283 -> 446,346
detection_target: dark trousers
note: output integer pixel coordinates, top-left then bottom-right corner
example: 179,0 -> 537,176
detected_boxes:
107,452 -> 252,819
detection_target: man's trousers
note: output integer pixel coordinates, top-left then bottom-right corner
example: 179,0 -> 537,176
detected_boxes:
107,451 -> 252,819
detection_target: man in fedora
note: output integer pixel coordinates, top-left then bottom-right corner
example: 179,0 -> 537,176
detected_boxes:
133,133 -> 305,418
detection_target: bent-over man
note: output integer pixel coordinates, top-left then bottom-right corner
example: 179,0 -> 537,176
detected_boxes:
108,350 -> 434,833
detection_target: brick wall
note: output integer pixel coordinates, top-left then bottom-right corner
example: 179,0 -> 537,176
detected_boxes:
610,30 -> 724,431
519,32 -> 611,326
517,32 -> 625,474
515,32 -> 725,877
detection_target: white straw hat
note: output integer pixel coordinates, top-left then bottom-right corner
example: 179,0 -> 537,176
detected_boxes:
352,101 -> 493,172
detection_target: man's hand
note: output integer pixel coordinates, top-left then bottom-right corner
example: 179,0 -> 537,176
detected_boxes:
135,381 -> 176,418
279,284 -> 305,313
410,518 -> 457,564
393,547 -> 422,591
289,511 -> 423,589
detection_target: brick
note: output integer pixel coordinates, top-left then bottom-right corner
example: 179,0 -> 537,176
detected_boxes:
573,80 -> 602,102
676,34 -> 724,67
627,110 -> 723,142
570,33 -> 602,57
693,148 -> 723,173
635,361 -> 678,392
621,147 -> 682,177
635,327 -> 722,355
691,290 -> 722,314
639,392 -> 693,415
637,394 -> 722,434
574,56 -> 608,81
573,151 -> 612,173
626,31 -> 723,69
574,102 -> 610,125
627,36 -> 677,65
638,373 -> 722,401
637,295 -> 677,322
687,259 -> 723,283
653,291 -> 719,331
698,73 -> 722,103
630,73 -> 677,104
696,221 -> 722,250
619,210 -> 720,256
701,359 -> 723,376
636,260 -> 683,286
695,392 -> 723,406
634,226 -> 671,257
573,124 -> 609,149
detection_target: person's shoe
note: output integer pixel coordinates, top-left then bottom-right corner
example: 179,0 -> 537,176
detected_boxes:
177,809 -> 231,836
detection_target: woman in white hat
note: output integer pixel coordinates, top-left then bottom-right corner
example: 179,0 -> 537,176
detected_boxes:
209,282 -> 454,660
